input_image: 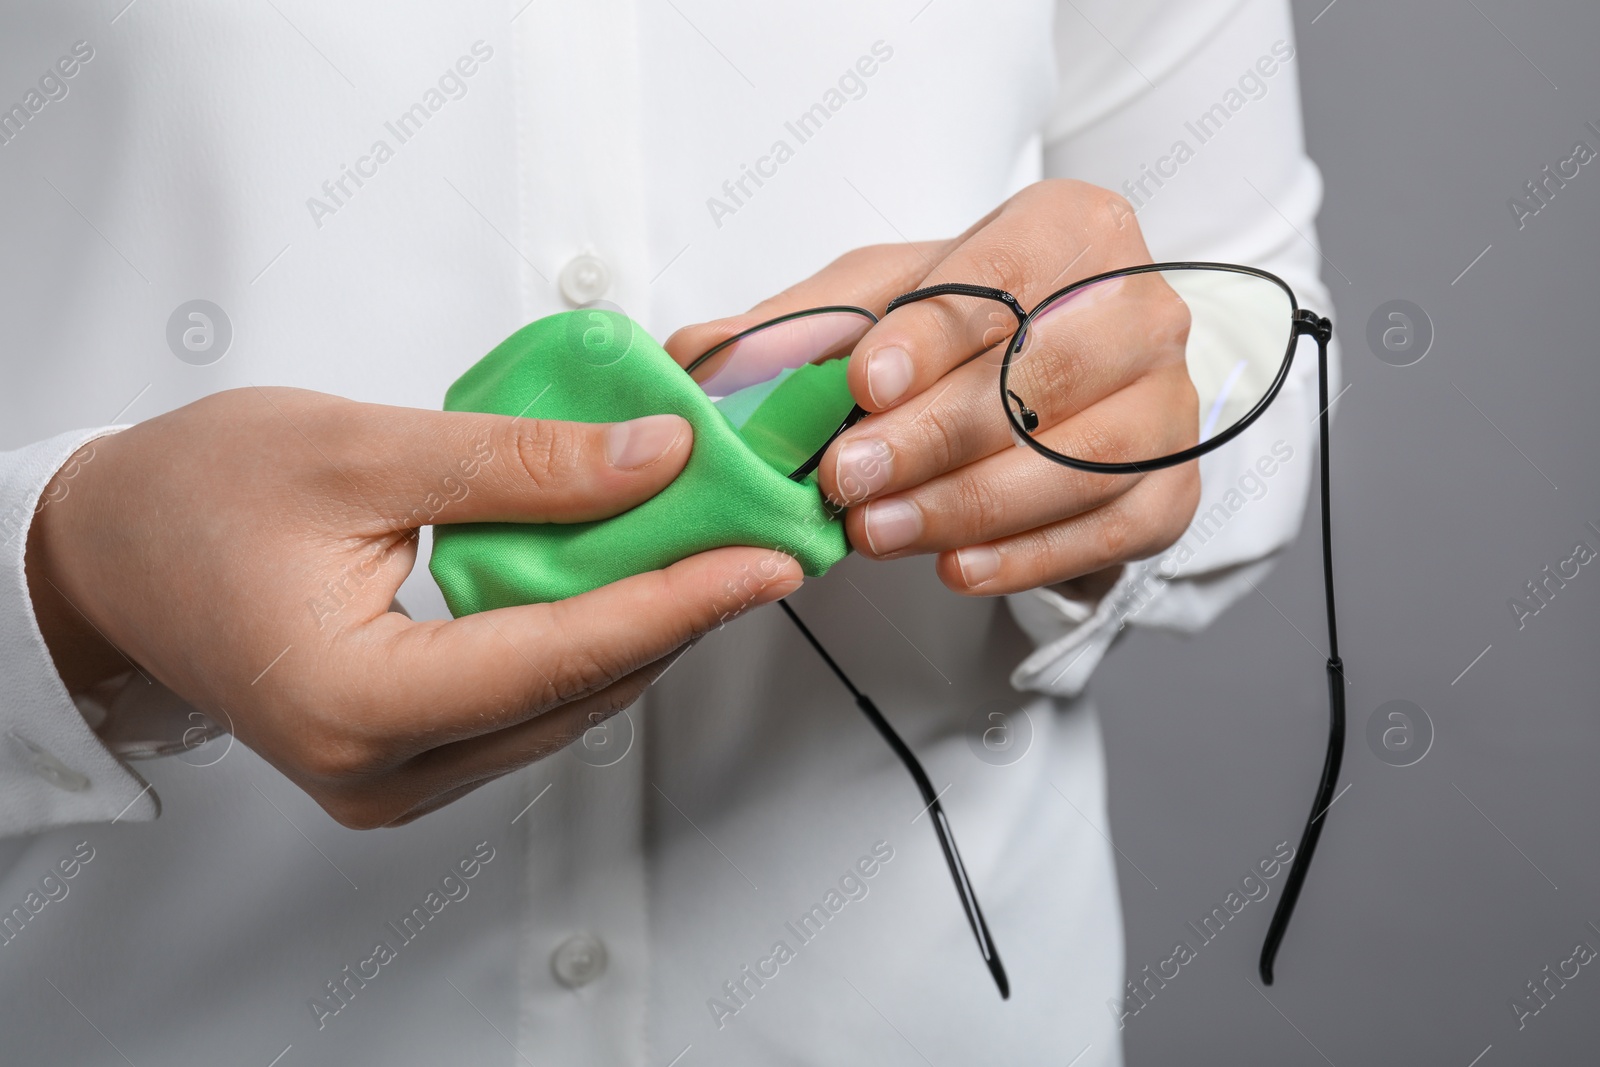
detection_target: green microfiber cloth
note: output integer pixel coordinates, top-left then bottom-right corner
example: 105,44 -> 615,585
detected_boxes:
429,310 -> 853,615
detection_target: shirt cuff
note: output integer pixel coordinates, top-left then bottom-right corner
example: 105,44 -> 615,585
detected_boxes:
1005,562 -> 1166,698
0,427 -> 159,837
75,670 -> 221,760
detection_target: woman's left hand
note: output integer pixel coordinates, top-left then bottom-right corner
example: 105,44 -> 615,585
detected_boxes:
666,179 -> 1201,597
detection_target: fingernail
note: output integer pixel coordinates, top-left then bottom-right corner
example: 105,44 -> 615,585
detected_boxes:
956,545 -> 1002,588
865,346 -> 914,408
863,498 -> 922,556
606,414 -> 686,470
834,438 -> 893,503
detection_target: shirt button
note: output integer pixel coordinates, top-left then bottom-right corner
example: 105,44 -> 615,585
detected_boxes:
8,731 -> 90,792
559,254 -> 612,306
551,933 -> 608,988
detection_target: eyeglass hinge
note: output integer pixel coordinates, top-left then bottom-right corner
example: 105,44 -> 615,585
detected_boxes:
1294,309 -> 1333,343
997,290 -> 1027,324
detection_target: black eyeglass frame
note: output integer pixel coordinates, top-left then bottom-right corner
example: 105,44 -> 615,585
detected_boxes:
688,260 -> 1344,995
993,261 -> 1302,475
683,304 -> 880,482
984,261 -> 1342,986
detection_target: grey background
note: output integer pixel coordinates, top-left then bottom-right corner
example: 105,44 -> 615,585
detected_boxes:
1103,1 -> 1600,1063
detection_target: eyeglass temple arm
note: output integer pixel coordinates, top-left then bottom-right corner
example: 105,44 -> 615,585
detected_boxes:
776,599 -> 1011,999
1259,313 -> 1345,985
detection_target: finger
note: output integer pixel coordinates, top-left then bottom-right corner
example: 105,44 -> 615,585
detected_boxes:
327,402 -> 695,529
848,370 -> 1194,557
382,778 -> 504,827
1001,269 -> 1191,439
847,448 -> 1118,562
845,368 -> 1187,557
931,463 -> 1199,597
821,268 -> 1189,505
846,181 -> 1145,412
662,241 -> 953,368
358,545 -> 801,747
386,646 -> 688,822
383,778 -> 496,827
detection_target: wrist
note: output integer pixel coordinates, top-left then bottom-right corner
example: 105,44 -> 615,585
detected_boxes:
25,451 -> 126,695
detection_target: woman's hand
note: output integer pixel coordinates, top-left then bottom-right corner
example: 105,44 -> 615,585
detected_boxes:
667,179 -> 1200,596
26,389 -> 801,827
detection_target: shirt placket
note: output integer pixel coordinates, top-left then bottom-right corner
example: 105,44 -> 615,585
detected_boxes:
511,2 -> 654,1063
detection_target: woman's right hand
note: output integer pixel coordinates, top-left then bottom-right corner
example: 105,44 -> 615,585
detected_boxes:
26,388 -> 801,827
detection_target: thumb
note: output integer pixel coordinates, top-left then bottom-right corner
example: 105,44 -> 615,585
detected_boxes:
662,240 -> 955,368
366,544 -> 804,746
361,404 -> 694,529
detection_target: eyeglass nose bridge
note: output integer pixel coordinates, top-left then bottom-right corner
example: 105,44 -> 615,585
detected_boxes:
884,283 -> 1028,325
790,285 -> 1031,482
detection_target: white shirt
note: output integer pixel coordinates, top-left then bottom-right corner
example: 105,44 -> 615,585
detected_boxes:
0,2 -> 1331,1063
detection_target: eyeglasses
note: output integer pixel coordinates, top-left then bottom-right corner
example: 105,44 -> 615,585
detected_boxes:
686,261 -> 1344,996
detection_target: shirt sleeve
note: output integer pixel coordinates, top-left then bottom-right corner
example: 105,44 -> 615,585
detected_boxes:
1008,0 -> 1338,697
0,428 -> 162,837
